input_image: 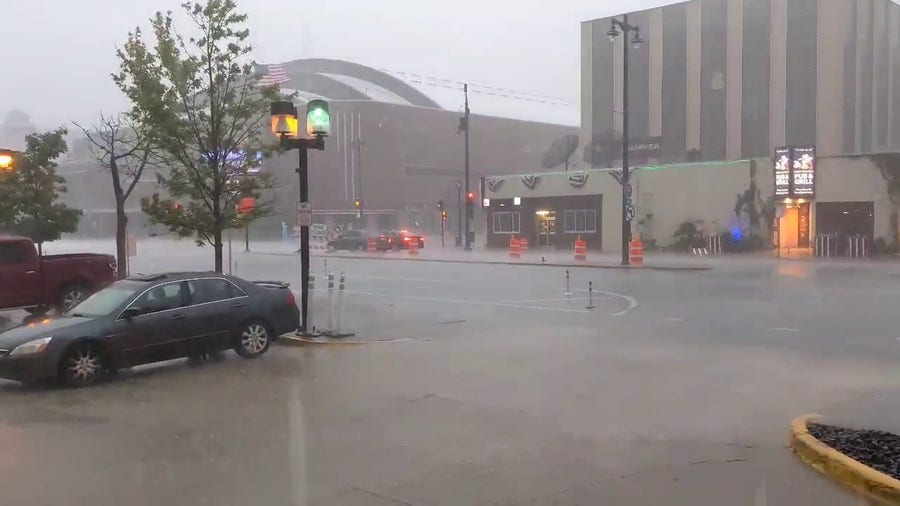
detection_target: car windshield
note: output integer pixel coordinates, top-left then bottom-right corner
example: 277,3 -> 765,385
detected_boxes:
67,282 -> 142,317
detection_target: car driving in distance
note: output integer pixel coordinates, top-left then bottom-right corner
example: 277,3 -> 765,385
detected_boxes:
326,230 -> 367,251
373,230 -> 425,251
0,272 -> 299,386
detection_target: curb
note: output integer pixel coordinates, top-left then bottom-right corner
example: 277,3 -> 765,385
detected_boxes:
279,335 -> 410,346
255,251 -> 712,272
790,413 -> 900,505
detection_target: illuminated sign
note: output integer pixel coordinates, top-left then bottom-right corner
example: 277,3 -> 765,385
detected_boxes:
774,147 -> 791,197
774,146 -> 815,199
791,146 -> 816,197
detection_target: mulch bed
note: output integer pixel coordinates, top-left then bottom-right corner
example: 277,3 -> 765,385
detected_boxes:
808,423 -> 900,480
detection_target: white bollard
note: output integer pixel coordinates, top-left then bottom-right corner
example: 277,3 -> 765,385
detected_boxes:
327,272 -> 335,333
565,270 -> 571,297
335,272 -> 345,333
586,281 -> 596,309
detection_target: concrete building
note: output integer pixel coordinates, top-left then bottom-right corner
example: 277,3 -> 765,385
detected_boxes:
581,0 -> 900,163
567,0 -> 900,256
59,58 -> 578,240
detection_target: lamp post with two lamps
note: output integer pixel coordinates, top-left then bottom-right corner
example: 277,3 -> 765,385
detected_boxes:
270,99 -> 330,334
606,14 -> 643,266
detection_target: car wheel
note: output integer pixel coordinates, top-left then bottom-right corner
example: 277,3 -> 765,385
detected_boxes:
59,285 -> 89,313
59,343 -> 107,387
234,320 -> 272,359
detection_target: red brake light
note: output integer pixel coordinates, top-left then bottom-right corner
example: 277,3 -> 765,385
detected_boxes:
379,234 -> 385,238
287,290 -> 296,306
403,237 -> 410,241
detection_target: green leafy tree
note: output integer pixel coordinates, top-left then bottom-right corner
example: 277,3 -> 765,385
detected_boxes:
114,0 -> 278,272
0,128 -> 81,254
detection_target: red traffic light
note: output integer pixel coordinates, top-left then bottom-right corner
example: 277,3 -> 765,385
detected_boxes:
466,191 -> 475,203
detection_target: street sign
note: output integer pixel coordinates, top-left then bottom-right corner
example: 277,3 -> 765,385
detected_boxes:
297,202 -> 312,226
624,184 -> 633,199
625,205 -> 636,221
310,223 -> 327,237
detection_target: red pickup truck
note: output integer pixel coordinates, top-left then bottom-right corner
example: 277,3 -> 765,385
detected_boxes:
0,236 -> 117,314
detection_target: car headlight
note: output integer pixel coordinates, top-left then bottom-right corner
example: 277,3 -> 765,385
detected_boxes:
9,337 -> 53,356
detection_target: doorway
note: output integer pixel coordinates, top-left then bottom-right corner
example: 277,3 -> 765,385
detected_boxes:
778,202 -> 811,249
536,211 -> 557,246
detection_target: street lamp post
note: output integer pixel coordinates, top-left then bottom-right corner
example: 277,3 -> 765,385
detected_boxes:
271,100 -> 329,334
353,137 -> 365,221
0,149 -> 15,171
607,14 -> 643,266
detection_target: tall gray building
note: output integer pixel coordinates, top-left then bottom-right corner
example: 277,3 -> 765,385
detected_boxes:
581,0 -> 900,165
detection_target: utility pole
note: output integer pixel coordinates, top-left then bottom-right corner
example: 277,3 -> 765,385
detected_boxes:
462,83 -> 472,250
354,136 -> 365,221
456,179 -> 463,247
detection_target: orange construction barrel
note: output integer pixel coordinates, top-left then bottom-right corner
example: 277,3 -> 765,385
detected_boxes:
630,239 -> 644,266
509,236 -> 522,259
574,236 -> 587,261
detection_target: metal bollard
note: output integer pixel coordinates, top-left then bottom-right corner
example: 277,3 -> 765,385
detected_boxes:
335,272 -> 345,333
307,274 -> 316,334
565,270 -> 571,297
586,281 -> 596,309
327,272 -> 335,332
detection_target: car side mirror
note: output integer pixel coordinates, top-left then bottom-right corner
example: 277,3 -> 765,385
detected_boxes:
122,307 -> 141,320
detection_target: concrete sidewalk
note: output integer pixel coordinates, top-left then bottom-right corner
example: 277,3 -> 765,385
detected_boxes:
250,242 -> 716,271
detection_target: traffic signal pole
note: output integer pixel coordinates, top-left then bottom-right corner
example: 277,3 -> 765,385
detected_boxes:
463,84 -> 472,251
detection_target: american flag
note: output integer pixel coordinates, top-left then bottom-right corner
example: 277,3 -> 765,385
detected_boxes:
258,64 -> 290,87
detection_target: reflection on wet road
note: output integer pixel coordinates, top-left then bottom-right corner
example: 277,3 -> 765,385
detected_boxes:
0,241 -> 898,504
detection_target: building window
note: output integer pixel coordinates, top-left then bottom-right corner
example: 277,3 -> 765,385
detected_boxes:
564,209 -> 597,233
492,212 -> 520,234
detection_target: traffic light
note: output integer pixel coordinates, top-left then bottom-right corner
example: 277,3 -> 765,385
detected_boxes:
0,149 -> 14,171
441,210 -> 448,221
306,99 -> 331,137
466,191 -> 475,204
354,198 -> 361,209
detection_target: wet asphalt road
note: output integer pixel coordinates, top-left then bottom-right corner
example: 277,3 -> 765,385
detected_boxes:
1,240 -> 899,505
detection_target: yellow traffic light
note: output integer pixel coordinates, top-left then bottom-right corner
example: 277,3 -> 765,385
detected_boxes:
0,149 -> 14,171
354,199 -> 361,209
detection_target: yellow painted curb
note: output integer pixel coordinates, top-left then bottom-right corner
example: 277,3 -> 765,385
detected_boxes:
790,413 -> 900,505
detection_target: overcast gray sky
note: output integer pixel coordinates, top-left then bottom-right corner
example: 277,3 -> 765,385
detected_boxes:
0,0 -> 672,129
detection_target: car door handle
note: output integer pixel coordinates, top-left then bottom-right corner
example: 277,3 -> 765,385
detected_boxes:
170,314 -> 185,320
25,270 -> 36,274
231,302 -> 247,308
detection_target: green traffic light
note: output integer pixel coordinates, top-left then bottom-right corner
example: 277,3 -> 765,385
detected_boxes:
306,99 -> 330,137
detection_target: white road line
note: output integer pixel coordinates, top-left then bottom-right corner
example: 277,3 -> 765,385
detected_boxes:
770,327 -> 800,332
666,317 -> 685,322
348,291 -> 595,314
550,288 -> 639,316
498,297 -> 591,304
352,275 -> 461,285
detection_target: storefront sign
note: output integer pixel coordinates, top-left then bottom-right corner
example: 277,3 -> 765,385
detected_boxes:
792,146 -> 816,197
773,146 -> 816,198
774,147 -> 791,197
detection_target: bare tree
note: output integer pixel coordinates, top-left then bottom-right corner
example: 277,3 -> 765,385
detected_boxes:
74,113 -> 157,278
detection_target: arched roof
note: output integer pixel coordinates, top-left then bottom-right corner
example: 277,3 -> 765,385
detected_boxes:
263,58 -> 441,108
258,58 -> 579,127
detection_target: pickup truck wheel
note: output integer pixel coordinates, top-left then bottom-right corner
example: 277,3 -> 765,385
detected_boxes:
59,285 -> 89,312
25,306 -> 50,316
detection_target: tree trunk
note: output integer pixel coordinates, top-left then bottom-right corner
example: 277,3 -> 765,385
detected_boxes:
214,227 -> 223,273
115,203 -> 128,280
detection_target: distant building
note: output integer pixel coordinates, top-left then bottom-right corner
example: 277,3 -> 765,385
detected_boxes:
60,58 -> 579,239
581,0 -> 900,164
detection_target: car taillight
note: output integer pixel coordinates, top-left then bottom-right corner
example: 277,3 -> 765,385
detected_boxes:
403,236 -> 410,241
287,290 -> 296,306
